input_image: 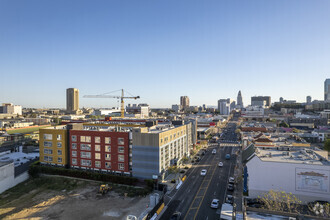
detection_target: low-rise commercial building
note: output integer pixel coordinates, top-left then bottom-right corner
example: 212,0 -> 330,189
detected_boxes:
243,144 -> 330,203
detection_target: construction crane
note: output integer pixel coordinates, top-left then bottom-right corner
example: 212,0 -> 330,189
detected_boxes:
84,89 -> 140,118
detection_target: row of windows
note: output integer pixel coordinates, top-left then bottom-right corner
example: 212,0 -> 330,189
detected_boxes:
161,131 -> 185,144
43,134 -> 62,141
71,151 -> 125,162
71,144 -> 124,153
43,141 -> 62,148
71,135 -> 125,145
43,156 -> 62,163
72,159 -> 125,170
43,149 -> 62,155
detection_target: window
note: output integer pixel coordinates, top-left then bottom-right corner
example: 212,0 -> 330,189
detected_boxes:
80,136 -> 85,142
95,153 -> 100,160
105,154 -> 111,160
85,136 -> 91,142
95,136 -> 101,143
72,151 -> 77,157
71,135 -> 77,142
95,161 -> 101,168
58,157 -> 62,163
44,141 -> 52,147
72,158 -> 77,165
43,134 -> 52,140
81,159 -> 91,167
118,138 -> 124,145
44,156 -> 48,161
105,137 -> 111,144
105,145 -> 111,152
118,155 -> 124,162
95,145 -> 100,151
105,162 -> 111,169
57,150 -> 62,155
44,149 -> 53,154
57,135 -> 62,141
81,144 -> 91,151
57,142 -> 62,148
48,156 -> 53,162
118,163 -> 124,170
118,146 -> 124,153
72,143 -> 77,149
81,152 -> 91,159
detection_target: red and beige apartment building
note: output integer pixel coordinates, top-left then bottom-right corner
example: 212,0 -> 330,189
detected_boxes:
69,129 -> 131,174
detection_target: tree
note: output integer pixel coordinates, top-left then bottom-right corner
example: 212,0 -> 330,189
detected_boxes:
308,202 -> 330,218
324,139 -> 330,152
259,190 -> 302,213
279,121 -> 289,128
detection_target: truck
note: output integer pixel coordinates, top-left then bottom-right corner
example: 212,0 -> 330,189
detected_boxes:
220,203 -> 233,220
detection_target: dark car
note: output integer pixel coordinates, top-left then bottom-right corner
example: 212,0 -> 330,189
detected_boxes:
170,212 -> 181,220
226,195 -> 233,204
227,184 -> 234,191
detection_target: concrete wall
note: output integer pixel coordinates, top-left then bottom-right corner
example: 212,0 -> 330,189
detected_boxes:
0,163 -> 29,194
247,156 -> 330,203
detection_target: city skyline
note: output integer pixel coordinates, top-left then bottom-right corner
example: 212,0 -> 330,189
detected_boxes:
1,0 -> 330,108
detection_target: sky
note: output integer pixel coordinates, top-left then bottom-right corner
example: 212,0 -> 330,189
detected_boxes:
1,0 -> 330,109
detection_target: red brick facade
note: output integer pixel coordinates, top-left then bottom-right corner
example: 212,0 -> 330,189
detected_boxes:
69,130 -> 130,174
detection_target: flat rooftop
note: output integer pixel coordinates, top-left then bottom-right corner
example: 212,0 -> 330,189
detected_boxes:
255,148 -> 329,166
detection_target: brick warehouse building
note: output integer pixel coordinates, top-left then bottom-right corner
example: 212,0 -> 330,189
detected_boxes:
69,129 -> 131,175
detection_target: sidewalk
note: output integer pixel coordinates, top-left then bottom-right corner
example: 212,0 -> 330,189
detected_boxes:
233,148 -> 243,212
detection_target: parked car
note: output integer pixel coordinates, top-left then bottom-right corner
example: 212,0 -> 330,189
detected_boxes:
200,169 -> 207,176
227,184 -> 234,191
170,212 -> 181,220
229,177 -> 235,184
226,195 -> 233,204
210,199 -> 219,208
218,162 -> 223,167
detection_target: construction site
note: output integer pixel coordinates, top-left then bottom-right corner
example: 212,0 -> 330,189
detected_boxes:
0,176 -> 149,220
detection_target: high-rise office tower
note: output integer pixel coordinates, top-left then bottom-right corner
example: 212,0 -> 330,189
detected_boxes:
251,96 -> 271,107
306,96 -> 312,104
180,96 -> 190,110
237,90 -> 243,109
218,98 -> 235,115
325,79 -> 330,102
66,88 -> 79,114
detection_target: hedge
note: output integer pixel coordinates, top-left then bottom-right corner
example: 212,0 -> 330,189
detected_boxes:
29,161 -> 138,186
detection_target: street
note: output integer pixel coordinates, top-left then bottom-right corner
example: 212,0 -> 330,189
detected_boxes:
160,119 -> 240,220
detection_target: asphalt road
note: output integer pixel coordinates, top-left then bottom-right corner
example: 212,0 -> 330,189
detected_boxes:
160,116 -> 240,220
160,146 -> 238,220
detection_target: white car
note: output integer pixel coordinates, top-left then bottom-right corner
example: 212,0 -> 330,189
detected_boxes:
229,177 -> 235,184
210,199 -> 219,208
212,149 -> 216,154
200,169 -> 207,176
218,162 -> 223,167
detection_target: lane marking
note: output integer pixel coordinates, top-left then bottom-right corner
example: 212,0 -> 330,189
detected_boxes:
184,154 -> 217,220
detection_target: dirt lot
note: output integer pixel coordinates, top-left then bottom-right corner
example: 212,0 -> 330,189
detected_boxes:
0,176 -> 150,220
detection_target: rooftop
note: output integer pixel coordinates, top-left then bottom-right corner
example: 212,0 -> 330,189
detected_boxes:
255,148 -> 329,166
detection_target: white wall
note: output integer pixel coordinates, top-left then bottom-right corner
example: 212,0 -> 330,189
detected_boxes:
247,156 -> 330,203
0,163 -> 29,194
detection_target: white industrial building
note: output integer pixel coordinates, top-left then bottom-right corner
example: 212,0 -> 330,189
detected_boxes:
244,144 -> 330,203
0,150 -> 39,194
